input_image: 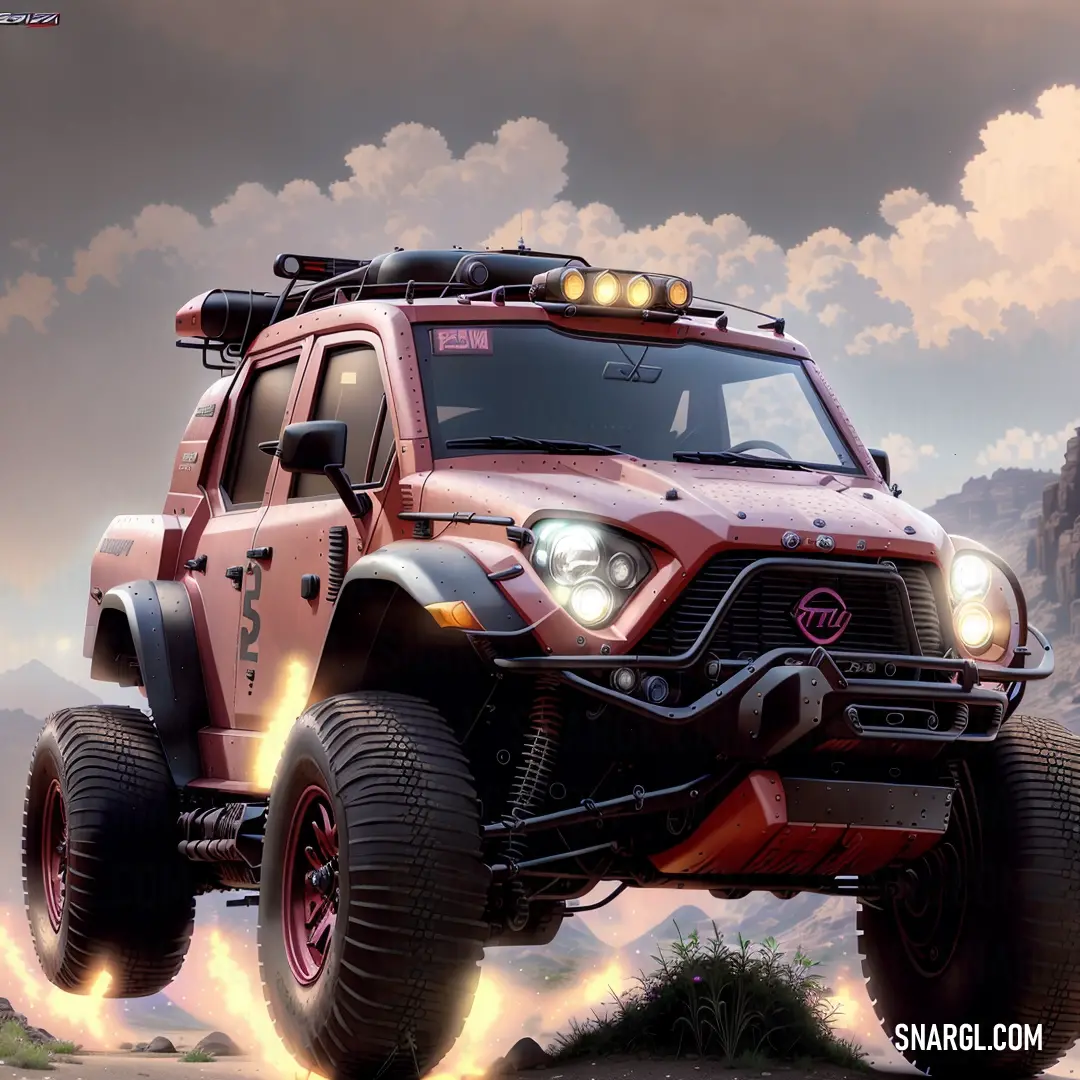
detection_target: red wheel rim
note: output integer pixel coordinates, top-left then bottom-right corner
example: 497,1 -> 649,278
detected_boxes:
282,785 -> 339,985
42,779 -> 67,932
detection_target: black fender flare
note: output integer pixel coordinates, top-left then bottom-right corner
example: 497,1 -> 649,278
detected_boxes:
309,541 -> 529,704
339,540 -> 528,631
89,580 -> 206,788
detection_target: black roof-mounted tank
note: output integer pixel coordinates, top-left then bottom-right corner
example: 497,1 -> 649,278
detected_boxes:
360,248 -> 588,290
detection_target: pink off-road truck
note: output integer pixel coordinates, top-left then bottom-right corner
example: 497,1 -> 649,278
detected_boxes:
21,247 -> 1079,1079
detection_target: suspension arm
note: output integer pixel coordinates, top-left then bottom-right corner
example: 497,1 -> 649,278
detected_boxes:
482,772 -> 718,839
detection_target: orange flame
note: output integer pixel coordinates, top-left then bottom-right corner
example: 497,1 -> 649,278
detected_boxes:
429,956 -> 632,1080
253,657 -> 311,790
201,929 -> 323,1080
0,919 -> 124,1045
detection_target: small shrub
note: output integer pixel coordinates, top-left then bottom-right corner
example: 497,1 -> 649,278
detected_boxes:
44,1040 -> 78,1055
0,1022 -> 55,1070
548,924 -> 868,1069
180,1048 -> 217,1062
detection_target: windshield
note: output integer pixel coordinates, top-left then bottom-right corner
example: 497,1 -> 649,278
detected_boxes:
414,323 -> 861,473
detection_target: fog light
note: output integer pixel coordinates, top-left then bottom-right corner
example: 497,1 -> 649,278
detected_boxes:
642,674 -> 670,704
569,579 -> 614,626
611,667 -> 637,693
955,601 -> 994,652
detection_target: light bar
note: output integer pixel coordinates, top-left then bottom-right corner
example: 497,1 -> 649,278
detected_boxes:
530,267 -> 693,313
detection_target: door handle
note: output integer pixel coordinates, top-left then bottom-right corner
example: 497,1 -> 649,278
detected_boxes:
246,547 -> 273,560
224,565 -> 244,589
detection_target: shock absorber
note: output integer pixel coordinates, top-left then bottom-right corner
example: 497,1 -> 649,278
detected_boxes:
501,674 -> 563,929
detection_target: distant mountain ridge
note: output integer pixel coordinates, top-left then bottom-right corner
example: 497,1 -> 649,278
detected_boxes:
0,659 -> 101,719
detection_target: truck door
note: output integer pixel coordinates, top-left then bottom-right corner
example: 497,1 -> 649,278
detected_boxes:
237,332 -> 398,771
184,347 -> 308,732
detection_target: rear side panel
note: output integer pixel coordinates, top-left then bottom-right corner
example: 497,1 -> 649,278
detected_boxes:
84,514 -> 183,657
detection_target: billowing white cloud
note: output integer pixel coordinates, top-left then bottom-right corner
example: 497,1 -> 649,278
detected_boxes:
879,433 -> 939,477
65,119 -> 569,296
12,85 -> 1080,362
2,91 -> 1080,586
846,322 -> 910,355
0,272 -> 57,333
977,419 -> 1080,468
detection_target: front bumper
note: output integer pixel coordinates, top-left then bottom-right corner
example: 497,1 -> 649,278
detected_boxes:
483,555 -> 1054,751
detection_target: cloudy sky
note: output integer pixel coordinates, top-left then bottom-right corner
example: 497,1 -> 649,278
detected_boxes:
2,0 -> 1080,683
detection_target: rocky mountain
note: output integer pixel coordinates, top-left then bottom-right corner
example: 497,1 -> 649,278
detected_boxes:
485,908 -> 614,988
1030,426 -> 1080,635
0,659 -> 101,718
922,467 -> 1056,537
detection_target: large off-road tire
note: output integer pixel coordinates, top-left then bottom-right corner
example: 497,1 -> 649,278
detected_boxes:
22,706 -> 196,997
858,714 -> 1080,1078
258,692 -> 490,1080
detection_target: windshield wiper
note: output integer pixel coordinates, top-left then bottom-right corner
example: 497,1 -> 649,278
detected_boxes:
672,449 -> 809,471
445,435 -> 623,455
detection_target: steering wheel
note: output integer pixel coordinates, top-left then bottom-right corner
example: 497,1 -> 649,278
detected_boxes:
726,439 -> 793,459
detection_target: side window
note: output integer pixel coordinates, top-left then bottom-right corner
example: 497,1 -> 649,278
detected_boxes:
222,359 -> 299,507
293,345 -> 395,499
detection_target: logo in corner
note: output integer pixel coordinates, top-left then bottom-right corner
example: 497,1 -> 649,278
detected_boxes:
793,587 -> 851,645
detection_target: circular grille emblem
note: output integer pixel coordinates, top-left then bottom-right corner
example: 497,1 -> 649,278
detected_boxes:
782,531 -> 801,549
792,586 -> 852,646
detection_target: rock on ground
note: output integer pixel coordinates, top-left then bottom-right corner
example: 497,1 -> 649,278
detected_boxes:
193,1031 -> 242,1056
145,1036 -> 176,1053
488,1037 -> 555,1074
0,997 -> 58,1044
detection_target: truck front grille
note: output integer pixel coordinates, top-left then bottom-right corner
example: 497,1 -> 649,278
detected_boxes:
637,552 -> 946,660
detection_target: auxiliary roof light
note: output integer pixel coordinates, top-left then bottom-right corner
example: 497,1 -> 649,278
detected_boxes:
561,267 -> 586,302
592,271 -> 621,306
666,278 -> 690,307
530,267 -> 693,313
626,275 -> 653,308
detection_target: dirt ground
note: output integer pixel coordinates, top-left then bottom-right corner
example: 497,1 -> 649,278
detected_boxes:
40,1057 -> 895,1080
38,1053 -> 1078,1080
33,1054 -> 1054,1080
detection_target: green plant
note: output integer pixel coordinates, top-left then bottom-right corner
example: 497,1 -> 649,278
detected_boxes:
43,1040 -> 78,1055
0,1022 -> 55,1070
548,924 -> 869,1070
180,1048 -> 217,1062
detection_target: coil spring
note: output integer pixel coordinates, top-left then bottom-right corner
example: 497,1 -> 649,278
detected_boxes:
504,674 -> 563,866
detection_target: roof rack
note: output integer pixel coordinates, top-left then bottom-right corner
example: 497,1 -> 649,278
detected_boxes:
174,248 -> 790,368
174,248 -> 588,366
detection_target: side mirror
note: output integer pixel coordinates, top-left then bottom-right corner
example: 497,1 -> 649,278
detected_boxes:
279,420 -> 347,475
277,420 -> 371,519
868,447 -> 891,487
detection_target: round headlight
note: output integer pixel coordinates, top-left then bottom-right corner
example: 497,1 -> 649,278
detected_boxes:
955,601 -> 994,652
549,527 -> 602,585
607,551 -> 638,589
569,580 -> 614,626
626,275 -> 653,308
666,278 -> 690,307
950,553 -> 992,601
592,272 -> 620,306
561,268 -> 586,303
